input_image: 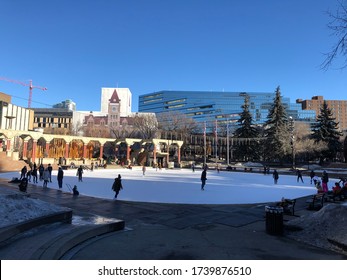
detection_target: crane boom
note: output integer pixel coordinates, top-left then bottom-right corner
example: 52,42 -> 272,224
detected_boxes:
0,77 -> 47,108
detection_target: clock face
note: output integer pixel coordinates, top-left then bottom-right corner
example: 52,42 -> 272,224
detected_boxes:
112,106 -> 116,112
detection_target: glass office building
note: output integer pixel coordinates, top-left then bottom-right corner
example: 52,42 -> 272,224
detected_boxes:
138,90 -> 316,132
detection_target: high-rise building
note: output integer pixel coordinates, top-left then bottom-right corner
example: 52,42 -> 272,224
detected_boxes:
100,88 -> 132,117
53,99 -> 76,111
139,90 -> 316,131
297,96 -> 347,132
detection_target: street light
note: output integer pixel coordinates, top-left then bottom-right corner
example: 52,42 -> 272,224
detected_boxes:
289,116 -> 295,169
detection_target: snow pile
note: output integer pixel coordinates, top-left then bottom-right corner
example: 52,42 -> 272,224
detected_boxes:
286,203 -> 347,254
0,194 -> 69,228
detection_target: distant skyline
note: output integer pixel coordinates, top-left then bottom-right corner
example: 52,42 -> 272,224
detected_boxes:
1,0 -> 346,112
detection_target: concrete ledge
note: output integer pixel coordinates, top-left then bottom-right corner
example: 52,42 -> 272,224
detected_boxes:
32,220 -> 125,259
0,210 -> 73,245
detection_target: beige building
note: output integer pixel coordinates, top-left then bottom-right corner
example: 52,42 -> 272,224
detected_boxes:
100,87 -> 132,117
0,92 -> 34,131
297,96 -> 347,132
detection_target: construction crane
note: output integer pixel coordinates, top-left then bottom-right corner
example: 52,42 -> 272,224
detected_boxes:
0,76 -> 47,108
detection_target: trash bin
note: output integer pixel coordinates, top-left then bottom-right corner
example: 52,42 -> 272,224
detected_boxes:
265,206 -> 283,235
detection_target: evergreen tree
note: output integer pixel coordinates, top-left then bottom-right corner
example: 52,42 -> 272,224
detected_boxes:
312,101 -> 342,161
233,96 -> 260,161
264,86 -> 291,161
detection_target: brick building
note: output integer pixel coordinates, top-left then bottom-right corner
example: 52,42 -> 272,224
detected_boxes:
297,96 -> 347,132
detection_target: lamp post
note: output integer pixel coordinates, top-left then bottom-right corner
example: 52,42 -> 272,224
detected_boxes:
289,116 -> 295,169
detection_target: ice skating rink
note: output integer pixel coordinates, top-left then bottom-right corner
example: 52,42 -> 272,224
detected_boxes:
1,168 -> 319,204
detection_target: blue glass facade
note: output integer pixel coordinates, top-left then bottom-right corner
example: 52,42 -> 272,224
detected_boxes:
138,90 -> 316,131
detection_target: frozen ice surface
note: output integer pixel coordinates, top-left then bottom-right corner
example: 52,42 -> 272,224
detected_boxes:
1,168 -> 323,204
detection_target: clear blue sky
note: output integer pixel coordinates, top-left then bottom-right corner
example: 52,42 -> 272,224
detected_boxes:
0,0 -> 346,111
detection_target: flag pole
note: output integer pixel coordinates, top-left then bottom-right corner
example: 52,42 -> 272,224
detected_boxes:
215,120 -> 218,164
204,121 -> 206,166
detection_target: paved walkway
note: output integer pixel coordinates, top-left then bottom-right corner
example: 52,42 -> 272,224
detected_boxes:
0,180 -> 346,260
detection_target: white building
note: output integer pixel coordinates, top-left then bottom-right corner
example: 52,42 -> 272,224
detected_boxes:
100,88 -> 132,117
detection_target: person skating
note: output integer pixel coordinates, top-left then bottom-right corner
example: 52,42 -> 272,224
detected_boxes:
273,169 -> 279,184
77,165 -> 83,182
201,168 -> 207,190
296,169 -> 304,183
112,174 -> 123,199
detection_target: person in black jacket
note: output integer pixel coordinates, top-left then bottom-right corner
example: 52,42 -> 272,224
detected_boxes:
47,163 -> 53,182
77,165 -> 83,182
201,168 -> 207,190
297,169 -> 304,183
112,174 -> 123,199
273,169 -> 279,184
57,167 -> 64,189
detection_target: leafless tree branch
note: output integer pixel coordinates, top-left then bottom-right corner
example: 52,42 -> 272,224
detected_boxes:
321,0 -> 347,70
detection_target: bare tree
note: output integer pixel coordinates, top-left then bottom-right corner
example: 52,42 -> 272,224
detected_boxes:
321,0 -> 347,70
70,120 -> 84,136
109,125 -> 135,139
157,111 -> 198,140
131,113 -> 159,139
294,122 -> 326,162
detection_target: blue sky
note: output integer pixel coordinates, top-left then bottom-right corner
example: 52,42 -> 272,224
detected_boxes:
0,0 -> 346,111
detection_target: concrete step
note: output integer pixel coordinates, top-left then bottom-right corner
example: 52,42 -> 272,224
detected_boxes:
0,216 -> 125,260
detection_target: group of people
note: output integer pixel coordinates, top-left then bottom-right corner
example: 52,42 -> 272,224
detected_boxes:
19,163 -> 54,188
17,163 -> 78,194
311,170 -> 330,193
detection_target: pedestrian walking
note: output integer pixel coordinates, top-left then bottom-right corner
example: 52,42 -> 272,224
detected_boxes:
42,168 -> 50,188
296,169 -> 304,183
191,163 -> 195,172
201,168 -> 207,190
39,164 -> 44,180
112,174 -> 123,199
20,165 -> 27,180
26,169 -> 32,182
273,169 -> 279,184
47,164 -> 53,182
142,165 -> 146,176
32,166 -> 38,183
57,166 -> 64,189
77,165 -> 84,182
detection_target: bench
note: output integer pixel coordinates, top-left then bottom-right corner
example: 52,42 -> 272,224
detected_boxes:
276,199 -> 296,216
306,193 -> 325,210
283,199 -> 296,215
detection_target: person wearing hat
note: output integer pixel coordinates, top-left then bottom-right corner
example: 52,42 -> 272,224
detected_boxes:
112,174 -> 123,199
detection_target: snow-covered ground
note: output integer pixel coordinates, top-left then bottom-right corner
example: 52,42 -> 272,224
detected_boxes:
0,167 -> 328,204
